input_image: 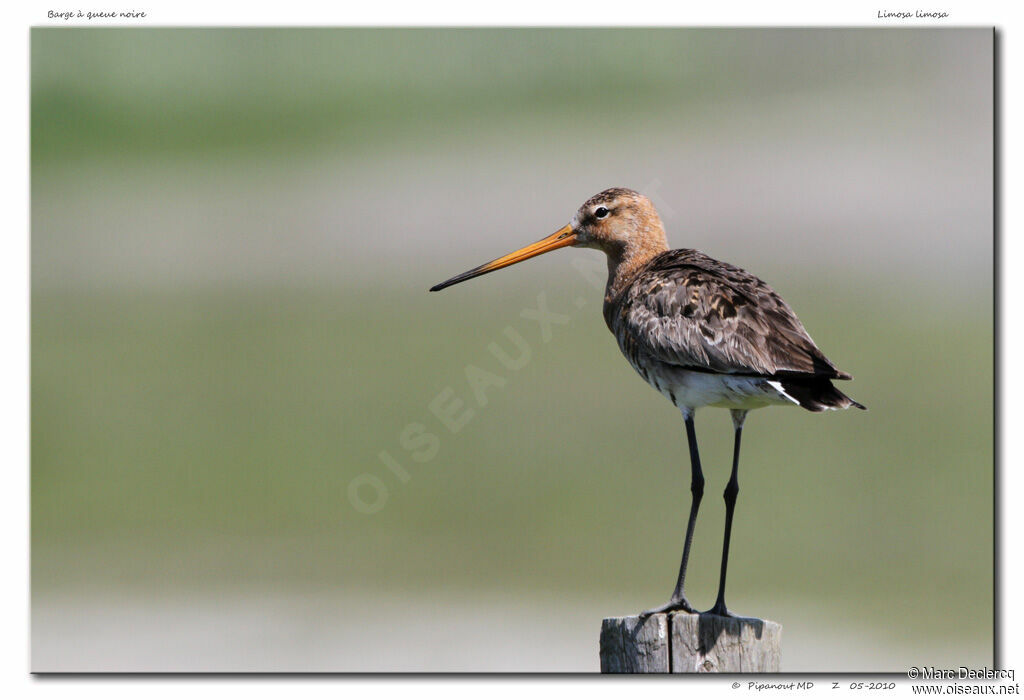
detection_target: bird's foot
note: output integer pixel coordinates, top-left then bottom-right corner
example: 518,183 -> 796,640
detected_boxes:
703,601 -> 737,618
639,596 -> 697,618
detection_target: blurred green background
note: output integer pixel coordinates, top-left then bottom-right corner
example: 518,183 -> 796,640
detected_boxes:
31,28 -> 993,671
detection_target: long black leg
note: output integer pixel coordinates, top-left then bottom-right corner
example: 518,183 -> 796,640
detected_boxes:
707,409 -> 747,617
672,411 -> 705,603
640,408 -> 703,616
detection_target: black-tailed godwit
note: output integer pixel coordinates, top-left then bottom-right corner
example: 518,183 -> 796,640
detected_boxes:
430,187 -> 864,617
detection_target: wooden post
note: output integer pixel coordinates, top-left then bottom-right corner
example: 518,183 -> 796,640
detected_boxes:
600,612 -> 782,673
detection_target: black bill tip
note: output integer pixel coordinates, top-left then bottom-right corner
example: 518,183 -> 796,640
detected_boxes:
429,275 -> 463,292
428,264 -> 489,293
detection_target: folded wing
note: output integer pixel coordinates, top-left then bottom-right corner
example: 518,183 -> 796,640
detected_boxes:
608,249 -> 851,380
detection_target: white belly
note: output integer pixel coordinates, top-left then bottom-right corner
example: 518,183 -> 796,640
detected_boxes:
641,365 -> 799,411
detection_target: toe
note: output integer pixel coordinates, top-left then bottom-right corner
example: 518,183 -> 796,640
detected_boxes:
640,598 -> 696,617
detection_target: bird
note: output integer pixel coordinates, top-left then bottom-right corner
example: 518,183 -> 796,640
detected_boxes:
429,187 -> 864,618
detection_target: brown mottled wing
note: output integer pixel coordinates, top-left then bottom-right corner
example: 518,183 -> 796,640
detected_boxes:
610,250 -> 849,379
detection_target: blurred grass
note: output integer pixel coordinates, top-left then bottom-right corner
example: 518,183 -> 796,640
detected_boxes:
32,28 -> 949,163
32,281 -> 992,649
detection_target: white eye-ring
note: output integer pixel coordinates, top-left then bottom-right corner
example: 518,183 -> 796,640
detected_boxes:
594,206 -> 610,219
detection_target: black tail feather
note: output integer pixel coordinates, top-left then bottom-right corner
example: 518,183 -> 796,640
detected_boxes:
779,377 -> 866,412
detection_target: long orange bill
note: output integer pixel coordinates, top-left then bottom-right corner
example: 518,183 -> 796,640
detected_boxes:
429,224 -> 577,292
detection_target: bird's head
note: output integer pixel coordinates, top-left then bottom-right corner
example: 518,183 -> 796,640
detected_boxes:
429,187 -> 668,292
569,188 -> 668,256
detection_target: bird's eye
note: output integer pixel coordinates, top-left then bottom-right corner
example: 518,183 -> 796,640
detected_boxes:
594,207 -> 610,219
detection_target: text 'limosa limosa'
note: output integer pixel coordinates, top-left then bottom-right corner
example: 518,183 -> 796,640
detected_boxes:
430,187 -> 864,618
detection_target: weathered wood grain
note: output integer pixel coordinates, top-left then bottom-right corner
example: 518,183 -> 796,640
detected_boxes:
599,614 -> 669,673
670,613 -> 781,673
600,613 -> 781,673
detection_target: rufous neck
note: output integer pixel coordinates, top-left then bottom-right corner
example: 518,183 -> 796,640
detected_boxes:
604,237 -> 669,302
